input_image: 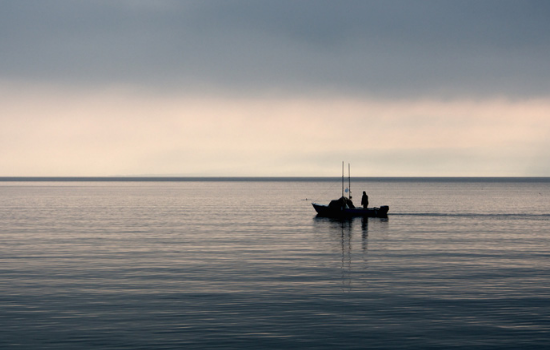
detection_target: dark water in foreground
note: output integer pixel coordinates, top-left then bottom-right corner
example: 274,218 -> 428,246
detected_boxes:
1,179 -> 549,349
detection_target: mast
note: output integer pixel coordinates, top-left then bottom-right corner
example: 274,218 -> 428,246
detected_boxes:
341,161 -> 344,198
348,163 -> 351,199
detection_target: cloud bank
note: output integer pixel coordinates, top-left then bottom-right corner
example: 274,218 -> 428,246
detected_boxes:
2,0 -> 549,98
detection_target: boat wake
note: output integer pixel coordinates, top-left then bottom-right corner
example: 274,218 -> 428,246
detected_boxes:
391,212 -> 550,219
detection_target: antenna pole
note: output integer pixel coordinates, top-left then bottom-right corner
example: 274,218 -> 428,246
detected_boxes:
342,161 -> 344,198
348,163 -> 351,199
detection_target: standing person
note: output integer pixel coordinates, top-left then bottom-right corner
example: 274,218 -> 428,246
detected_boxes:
361,191 -> 369,209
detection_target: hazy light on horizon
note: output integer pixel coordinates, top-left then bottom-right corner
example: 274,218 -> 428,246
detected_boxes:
2,83 -> 549,177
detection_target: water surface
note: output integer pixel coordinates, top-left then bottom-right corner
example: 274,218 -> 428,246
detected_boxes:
1,179 -> 549,349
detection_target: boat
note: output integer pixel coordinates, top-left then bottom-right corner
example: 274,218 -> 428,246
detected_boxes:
312,201 -> 389,218
311,162 -> 389,218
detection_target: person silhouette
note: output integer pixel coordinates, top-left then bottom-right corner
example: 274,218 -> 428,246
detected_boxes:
361,191 -> 369,209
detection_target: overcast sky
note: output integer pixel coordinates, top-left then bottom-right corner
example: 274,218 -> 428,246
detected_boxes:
2,0 -> 550,176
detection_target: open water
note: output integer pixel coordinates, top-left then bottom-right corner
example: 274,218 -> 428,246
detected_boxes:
1,178 -> 549,349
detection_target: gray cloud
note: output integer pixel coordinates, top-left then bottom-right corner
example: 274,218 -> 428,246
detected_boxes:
2,0 -> 549,98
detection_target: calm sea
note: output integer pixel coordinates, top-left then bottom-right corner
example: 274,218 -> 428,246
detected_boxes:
1,178 -> 549,349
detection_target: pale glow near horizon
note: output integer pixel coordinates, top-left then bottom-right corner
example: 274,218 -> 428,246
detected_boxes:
2,83 -> 549,177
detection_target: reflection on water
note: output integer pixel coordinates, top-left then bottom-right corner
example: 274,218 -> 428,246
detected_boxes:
312,216 -> 389,291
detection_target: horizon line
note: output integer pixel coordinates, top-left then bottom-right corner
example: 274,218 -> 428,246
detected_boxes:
1,176 -> 549,182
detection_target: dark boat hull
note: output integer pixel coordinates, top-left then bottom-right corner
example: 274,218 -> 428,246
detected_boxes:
312,203 -> 389,218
